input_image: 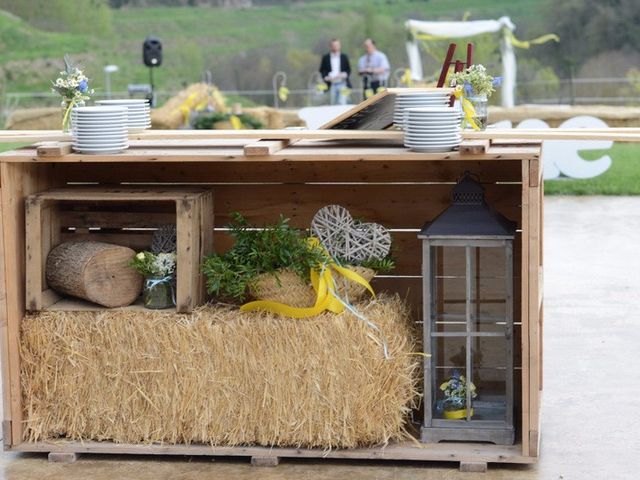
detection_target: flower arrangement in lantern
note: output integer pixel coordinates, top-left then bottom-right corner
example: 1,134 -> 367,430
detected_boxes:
439,370 -> 478,420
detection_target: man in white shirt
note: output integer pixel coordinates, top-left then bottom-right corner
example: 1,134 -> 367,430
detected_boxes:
358,38 -> 390,99
319,39 -> 352,105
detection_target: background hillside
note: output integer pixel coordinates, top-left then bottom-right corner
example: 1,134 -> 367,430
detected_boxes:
0,0 -> 638,106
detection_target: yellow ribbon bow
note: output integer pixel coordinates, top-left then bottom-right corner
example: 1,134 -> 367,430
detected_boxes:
401,68 -> 413,86
316,82 -> 328,93
229,114 -> 243,130
452,88 -> 481,131
240,238 -> 375,319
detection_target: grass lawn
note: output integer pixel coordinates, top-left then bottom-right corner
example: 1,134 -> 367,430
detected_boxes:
545,143 -> 640,195
0,141 -> 637,195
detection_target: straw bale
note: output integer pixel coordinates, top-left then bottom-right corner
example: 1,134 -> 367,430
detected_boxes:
21,295 -> 420,448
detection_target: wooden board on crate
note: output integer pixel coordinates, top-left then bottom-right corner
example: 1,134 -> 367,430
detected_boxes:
0,141 -> 543,465
24,186 -> 214,313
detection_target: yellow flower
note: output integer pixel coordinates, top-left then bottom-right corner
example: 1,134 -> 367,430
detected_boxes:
136,252 -> 145,260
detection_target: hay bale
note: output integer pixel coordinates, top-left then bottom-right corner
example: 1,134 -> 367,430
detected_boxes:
5,107 -> 61,130
21,295 -> 419,448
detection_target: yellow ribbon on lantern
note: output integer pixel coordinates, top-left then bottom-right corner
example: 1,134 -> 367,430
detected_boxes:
278,86 -> 290,102
240,238 -> 375,319
316,82 -> 328,93
452,88 -> 480,131
364,88 -> 374,99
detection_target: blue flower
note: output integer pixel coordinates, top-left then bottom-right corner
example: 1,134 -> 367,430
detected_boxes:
452,369 -> 461,379
78,79 -> 88,93
463,81 -> 473,96
492,76 -> 503,87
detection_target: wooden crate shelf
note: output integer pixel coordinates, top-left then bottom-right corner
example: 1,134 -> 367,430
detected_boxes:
24,186 -> 214,313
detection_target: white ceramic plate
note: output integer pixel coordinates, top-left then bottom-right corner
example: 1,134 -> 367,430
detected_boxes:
73,106 -> 127,114
73,147 -> 127,154
405,141 -> 461,148
74,133 -> 128,140
96,99 -> 149,105
407,145 -> 457,153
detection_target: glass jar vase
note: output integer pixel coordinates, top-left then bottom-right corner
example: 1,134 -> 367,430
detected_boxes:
61,99 -> 85,133
143,275 -> 176,309
468,95 -> 488,130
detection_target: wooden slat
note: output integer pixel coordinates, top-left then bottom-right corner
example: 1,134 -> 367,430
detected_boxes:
36,142 -> 72,157
520,159 -> 530,456
10,439 -> 534,464
175,197 -> 199,313
24,197 -> 43,310
34,187 -> 208,202
57,160 -> 524,184
60,232 -> 153,251
459,139 -> 489,155
0,187 -> 12,446
59,210 -> 176,229
244,139 -> 290,156
211,183 -> 522,230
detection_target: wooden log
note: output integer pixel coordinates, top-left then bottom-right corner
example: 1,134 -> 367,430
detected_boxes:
45,241 -> 142,308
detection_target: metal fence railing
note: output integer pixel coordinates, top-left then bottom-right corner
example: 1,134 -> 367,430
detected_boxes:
2,77 -> 639,127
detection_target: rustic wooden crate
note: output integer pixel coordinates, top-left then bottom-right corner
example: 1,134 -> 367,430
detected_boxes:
24,187 -> 214,313
0,139 -> 543,468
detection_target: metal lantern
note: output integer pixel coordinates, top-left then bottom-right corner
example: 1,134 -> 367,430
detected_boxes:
419,172 -> 516,445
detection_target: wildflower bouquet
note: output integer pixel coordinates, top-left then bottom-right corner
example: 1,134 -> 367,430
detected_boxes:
129,251 -> 176,278
52,55 -> 95,130
449,64 -> 501,99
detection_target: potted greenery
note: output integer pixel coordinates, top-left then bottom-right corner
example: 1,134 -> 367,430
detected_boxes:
449,65 -> 501,130
202,213 -> 394,306
129,251 -> 177,309
438,370 -> 478,420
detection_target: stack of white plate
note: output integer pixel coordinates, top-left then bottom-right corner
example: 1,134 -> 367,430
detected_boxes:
95,99 -> 151,132
394,91 -> 451,129
71,106 -> 129,154
403,106 -> 462,152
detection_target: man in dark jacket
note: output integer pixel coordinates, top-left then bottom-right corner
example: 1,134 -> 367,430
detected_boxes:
319,38 -> 351,105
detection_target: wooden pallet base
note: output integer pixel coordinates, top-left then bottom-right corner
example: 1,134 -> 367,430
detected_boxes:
47,452 -> 78,463
10,440 -> 536,466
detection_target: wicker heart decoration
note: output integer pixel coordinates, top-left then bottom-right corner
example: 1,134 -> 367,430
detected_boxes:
311,205 -> 391,263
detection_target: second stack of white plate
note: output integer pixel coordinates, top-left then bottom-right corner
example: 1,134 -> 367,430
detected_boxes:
403,106 -> 462,152
394,91 -> 451,129
96,99 -> 151,132
71,106 -> 129,154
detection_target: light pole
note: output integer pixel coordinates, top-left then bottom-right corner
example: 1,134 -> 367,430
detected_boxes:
104,65 -> 119,99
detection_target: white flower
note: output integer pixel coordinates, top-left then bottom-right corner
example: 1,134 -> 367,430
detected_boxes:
153,253 -> 176,275
136,252 -> 145,260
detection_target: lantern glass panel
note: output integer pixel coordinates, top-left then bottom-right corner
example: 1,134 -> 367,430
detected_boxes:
472,247 -> 508,326
433,246 -> 467,333
433,338 -> 468,419
471,338 -> 508,422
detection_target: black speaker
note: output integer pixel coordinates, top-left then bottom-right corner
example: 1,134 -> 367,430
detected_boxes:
143,36 -> 162,68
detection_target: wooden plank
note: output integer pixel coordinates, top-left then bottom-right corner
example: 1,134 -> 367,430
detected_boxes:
0,187 -> 12,445
36,142 -> 72,158
0,163 -> 58,444
34,187 -> 208,202
24,197 -> 43,310
10,439 -> 535,464
459,139 -> 489,155
48,452 -> 78,463
58,159 -> 525,184
199,191 -> 215,304
175,197 -> 198,313
251,456 -> 280,467
244,139 -> 290,156
0,145 -> 541,163
210,183 -> 522,230
520,159 -> 530,456
465,129 -> 640,142
459,461 -> 488,473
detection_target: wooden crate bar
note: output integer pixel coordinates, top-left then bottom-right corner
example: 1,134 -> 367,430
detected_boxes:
0,139 -> 543,467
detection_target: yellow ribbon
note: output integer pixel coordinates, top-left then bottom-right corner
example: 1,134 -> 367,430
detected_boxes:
229,115 -> 243,130
364,88 -> 374,99
400,68 -> 413,86
339,86 -> 352,97
278,86 -> 290,102
506,30 -> 559,49
61,98 -> 77,131
316,82 -> 328,93
240,238 -> 375,319
452,88 -> 480,131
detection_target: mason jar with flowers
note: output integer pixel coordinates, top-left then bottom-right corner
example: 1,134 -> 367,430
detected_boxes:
438,370 -> 478,420
51,55 -> 95,132
129,251 -> 177,309
450,65 -> 501,130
